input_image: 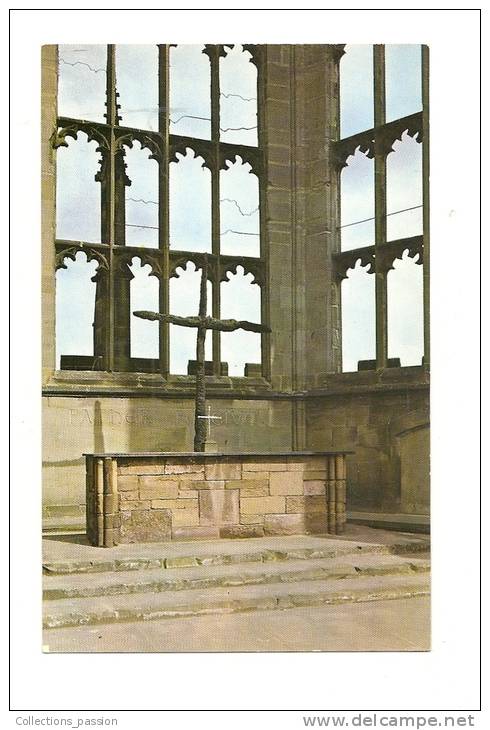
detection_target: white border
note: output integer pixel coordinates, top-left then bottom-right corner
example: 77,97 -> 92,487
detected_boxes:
8,4 -> 483,722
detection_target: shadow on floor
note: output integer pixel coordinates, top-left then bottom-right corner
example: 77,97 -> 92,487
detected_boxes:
43,532 -> 90,545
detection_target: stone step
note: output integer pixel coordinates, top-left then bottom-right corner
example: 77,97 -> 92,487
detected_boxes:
43,553 -> 430,600
42,571 -> 430,629
347,512 -> 430,535
42,520 -> 85,535
43,532 -> 430,576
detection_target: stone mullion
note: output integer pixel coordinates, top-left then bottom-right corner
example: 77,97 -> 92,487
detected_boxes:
422,45 -> 430,368
210,45 -> 222,376
328,47 -> 343,375
256,47 -> 271,381
289,44 -> 300,394
158,44 -> 170,378
105,44 -> 118,372
373,44 -> 388,370
42,45 -> 58,378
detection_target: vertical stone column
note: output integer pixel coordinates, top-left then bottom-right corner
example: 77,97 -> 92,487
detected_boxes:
263,45 -> 342,399
113,264 -> 133,372
41,45 -> 58,381
335,453 -> 347,534
85,456 -> 95,543
102,457 -> 119,547
95,457 -> 104,545
263,45 -> 295,393
302,46 -> 343,385
87,456 -> 120,546
326,454 -> 347,534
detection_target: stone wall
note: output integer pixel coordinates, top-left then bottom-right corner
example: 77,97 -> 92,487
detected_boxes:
86,452 -> 348,545
43,394 -> 293,508
305,372 -> 429,513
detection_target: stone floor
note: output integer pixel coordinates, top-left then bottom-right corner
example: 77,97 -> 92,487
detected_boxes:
42,523 -> 430,565
42,524 -> 430,652
43,596 -> 430,652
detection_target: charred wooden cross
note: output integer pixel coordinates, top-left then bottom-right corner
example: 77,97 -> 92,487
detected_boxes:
133,255 -> 271,452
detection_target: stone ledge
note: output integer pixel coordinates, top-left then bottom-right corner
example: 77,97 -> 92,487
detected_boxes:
347,512 -> 430,535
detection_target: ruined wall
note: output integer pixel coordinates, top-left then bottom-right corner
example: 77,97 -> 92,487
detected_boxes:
43,395 -> 293,508
305,374 -> 429,513
42,44 -> 429,520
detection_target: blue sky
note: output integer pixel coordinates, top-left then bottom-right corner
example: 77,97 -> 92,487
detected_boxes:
55,43 -> 423,374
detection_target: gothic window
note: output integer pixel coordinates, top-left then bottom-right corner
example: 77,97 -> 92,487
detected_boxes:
54,44 -> 266,377
336,44 -> 428,372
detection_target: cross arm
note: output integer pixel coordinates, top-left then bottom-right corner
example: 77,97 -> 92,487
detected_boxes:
133,311 -> 201,329
205,317 -> 272,333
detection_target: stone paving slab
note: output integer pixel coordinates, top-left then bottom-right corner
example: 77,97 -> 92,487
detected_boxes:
43,553 -> 430,600
43,524 -> 430,575
43,571 -> 430,629
43,597 -> 430,652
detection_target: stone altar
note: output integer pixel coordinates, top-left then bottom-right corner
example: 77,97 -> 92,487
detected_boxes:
85,451 -> 351,546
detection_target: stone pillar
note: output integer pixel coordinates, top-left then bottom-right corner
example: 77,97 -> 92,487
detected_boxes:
86,456 -> 120,547
327,453 -> 347,534
113,264 -> 133,372
41,45 -> 58,381
264,45 -> 342,399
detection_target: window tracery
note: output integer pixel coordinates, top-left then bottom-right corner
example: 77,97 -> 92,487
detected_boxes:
336,44 -> 428,372
54,44 -> 266,377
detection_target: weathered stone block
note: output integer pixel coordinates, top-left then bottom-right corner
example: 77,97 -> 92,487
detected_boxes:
176,473 -> 210,483
165,462 -> 205,475
240,496 -> 286,515
204,462 -> 241,480
165,556 -> 200,568
151,499 -> 198,510
178,490 -> 199,499
286,460 -> 305,471
304,480 -> 326,496
220,525 -> 264,539
241,471 -> 270,480
119,464 -> 166,476
303,471 -> 327,481
171,509 -> 200,527
269,471 -> 304,496
120,500 -> 151,511
199,490 -> 239,526
243,462 -> 288,472
171,526 -> 220,542
264,513 -> 305,536
117,475 -> 138,492
119,508 -> 172,543
240,514 -> 265,525
139,477 -> 179,500
286,496 -> 327,514
186,479 -> 226,490
239,486 -> 270,498
304,514 -> 329,534
119,490 -> 139,501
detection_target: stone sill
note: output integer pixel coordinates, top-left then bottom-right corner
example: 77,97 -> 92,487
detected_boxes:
43,369 -> 274,398
42,365 -> 429,399
306,366 -> 430,396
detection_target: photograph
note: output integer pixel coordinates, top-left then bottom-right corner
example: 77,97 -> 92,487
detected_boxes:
41,40 -> 431,654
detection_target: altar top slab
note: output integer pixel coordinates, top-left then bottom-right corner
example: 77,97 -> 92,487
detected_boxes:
84,450 -> 354,458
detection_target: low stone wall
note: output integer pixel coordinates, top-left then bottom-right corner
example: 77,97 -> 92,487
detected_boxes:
85,451 -> 349,546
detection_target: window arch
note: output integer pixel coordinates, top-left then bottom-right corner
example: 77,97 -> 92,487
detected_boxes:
54,44 -> 266,377
335,44 -> 428,372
